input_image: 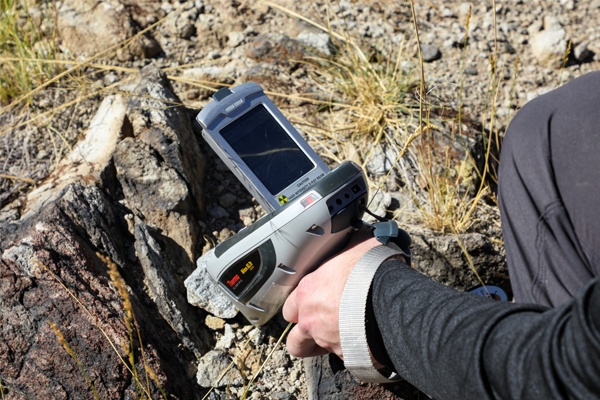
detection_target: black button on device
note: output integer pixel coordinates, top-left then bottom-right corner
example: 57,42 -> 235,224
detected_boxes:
213,87 -> 233,102
351,184 -> 361,194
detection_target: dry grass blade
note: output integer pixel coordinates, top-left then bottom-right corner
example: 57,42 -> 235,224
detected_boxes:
0,74 -> 135,137
453,234 -> 490,296
97,253 -> 167,400
0,56 -> 139,73
0,379 -> 35,400
46,123 -> 75,156
0,174 -> 36,185
0,2 -> 188,114
458,5 -> 472,138
408,0 -> 426,137
369,128 -> 422,209
104,86 -> 184,111
263,0 -> 368,64
172,74 -> 353,109
47,320 -> 101,400
557,40 -> 572,87
144,363 -> 167,400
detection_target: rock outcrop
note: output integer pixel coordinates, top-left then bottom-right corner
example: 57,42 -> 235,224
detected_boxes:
0,64 -> 209,399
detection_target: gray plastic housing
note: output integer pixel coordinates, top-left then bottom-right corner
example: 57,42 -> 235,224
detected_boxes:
201,161 -> 368,326
197,82 -> 330,213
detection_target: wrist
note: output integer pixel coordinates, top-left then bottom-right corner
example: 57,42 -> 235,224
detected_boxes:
338,244 -> 408,383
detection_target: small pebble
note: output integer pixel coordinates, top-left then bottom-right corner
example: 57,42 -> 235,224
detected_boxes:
420,43 -> 442,62
464,66 -> 478,75
205,315 -> 226,330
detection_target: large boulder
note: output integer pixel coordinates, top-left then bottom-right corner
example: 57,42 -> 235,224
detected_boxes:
0,65 -> 209,399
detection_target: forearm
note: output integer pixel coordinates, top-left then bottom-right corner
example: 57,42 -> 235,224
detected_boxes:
370,261 -> 600,400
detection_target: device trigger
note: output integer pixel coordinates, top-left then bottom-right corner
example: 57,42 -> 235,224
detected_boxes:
370,221 -> 412,264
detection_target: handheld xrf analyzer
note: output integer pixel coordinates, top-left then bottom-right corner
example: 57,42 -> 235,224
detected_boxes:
194,82 -> 404,326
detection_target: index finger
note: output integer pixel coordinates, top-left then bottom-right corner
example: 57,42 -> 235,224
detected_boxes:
282,286 -> 299,323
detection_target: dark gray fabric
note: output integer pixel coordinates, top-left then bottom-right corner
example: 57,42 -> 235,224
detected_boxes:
498,70 -> 600,307
371,261 -> 600,400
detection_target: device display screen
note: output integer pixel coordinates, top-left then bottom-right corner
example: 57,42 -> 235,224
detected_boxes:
220,105 -> 314,194
219,249 -> 261,297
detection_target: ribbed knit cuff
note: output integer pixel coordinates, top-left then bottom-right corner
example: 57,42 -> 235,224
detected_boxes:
339,244 -> 405,383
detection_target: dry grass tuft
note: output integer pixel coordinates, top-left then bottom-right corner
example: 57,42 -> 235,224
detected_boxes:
0,0 -> 65,105
299,4 -> 418,169
99,252 -> 133,319
274,0 -> 497,234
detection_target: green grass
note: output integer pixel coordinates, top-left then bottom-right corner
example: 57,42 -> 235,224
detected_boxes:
0,0 -> 64,105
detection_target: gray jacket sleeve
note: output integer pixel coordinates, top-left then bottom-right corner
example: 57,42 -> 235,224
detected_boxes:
369,260 -> 600,400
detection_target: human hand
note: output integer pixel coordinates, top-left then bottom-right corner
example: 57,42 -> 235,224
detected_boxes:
281,229 -> 384,361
